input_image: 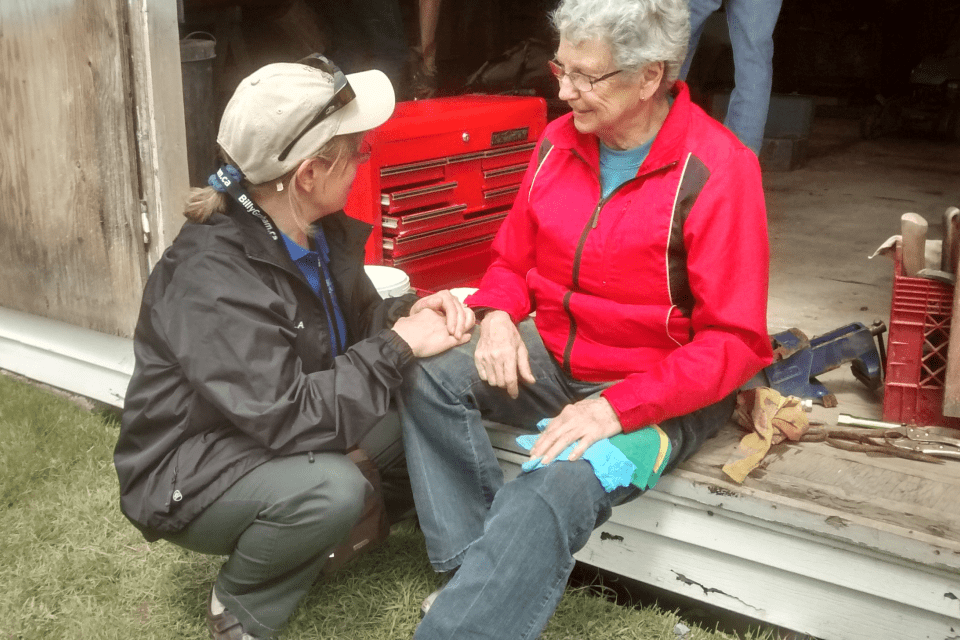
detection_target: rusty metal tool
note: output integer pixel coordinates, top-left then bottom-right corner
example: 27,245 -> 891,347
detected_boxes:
816,429 -> 946,463
835,413 -> 960,461
901,212 -> 928,277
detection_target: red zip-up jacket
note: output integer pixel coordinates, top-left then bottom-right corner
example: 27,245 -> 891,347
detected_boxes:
466,82 -> 773,432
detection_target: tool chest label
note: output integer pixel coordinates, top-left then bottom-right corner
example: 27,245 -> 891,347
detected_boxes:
491,127 -> 529,147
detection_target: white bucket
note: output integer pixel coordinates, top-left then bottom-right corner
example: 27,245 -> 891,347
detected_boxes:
364,265 -> 411,299
449,287 -> 478,303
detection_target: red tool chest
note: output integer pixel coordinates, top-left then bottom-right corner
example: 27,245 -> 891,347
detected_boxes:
344,95 -> 548,292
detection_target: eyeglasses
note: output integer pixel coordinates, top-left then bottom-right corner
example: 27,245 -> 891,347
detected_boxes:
278,54 -> 357,162
548,59 -> 622,93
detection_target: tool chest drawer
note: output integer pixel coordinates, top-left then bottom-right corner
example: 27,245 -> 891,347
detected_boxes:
345,95 -> 547,292
383,212 -> 508,259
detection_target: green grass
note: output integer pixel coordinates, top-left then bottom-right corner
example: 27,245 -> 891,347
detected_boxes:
0,372 -> 774,640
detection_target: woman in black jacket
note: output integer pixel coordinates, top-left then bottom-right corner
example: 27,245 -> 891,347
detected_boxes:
114,55 -> 473,640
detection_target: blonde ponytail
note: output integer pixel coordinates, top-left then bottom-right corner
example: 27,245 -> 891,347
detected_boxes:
183,186 -> 229,223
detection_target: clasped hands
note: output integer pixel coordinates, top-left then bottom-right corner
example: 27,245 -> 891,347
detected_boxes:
391,290 -> 475,358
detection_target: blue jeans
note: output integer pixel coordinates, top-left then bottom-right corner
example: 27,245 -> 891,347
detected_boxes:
398,319 -> 735,639
681,0 -> 783,153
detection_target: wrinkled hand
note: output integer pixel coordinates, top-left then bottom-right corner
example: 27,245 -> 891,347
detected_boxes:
409,290 -> 475,340
392,308 -> 472,358
474,310 -> 535,398
529,397 -> 623,466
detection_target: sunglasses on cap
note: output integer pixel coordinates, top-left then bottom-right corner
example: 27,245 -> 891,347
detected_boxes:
277,54 -> 357,162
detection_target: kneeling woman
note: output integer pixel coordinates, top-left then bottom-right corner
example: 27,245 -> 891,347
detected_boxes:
114,56 -> 473,640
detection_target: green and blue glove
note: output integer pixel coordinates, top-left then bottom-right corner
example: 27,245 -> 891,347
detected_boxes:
516,419 -> 672,492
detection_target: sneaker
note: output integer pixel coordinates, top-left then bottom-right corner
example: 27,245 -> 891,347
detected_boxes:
420,570 -> 456,618
207,587 -> 259,640
420,586 -> 443,618
407,46 -> 438,101
412,67 -> 438,100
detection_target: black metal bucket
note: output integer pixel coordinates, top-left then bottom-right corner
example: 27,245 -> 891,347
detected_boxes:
180,32 -> 217,188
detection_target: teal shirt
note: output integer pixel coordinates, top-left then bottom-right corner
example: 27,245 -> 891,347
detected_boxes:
598,96 -> 673,198
599,139 -> 653,198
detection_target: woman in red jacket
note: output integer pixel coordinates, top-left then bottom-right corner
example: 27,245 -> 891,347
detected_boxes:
398,0 -> 774,638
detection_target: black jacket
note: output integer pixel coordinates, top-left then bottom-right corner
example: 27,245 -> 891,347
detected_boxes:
114,201 -> 416,540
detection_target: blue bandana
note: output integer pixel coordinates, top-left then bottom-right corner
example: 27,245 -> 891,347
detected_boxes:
208,165 -> 244,192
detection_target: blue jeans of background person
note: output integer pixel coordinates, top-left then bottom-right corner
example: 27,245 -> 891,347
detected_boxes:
680,0 -> 783,154
398,318 -> 735,640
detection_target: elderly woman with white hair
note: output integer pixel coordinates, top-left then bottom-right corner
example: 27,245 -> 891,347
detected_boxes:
397,0 -> 773,638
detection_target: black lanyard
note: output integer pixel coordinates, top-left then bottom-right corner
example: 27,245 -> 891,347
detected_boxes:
212,167 -> 346,354
213,167 -> 282,244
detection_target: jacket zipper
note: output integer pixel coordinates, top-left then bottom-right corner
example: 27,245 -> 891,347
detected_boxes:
562,151 -> 611,372
247,252 -> 340,356
560,150 -> 676,373
562,196 -> 608,373
315,265 -> 345,355
168,450 -> 183,508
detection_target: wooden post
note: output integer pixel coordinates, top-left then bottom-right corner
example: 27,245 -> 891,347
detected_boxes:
943,209 -> 960,417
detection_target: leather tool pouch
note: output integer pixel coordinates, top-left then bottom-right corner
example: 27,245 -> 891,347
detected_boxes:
322,448 -> 391,575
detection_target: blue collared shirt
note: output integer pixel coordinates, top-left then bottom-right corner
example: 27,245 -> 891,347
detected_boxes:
280,227 -> 348,356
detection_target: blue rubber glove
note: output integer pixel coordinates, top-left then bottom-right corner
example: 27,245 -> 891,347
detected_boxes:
515,419 -> 636,492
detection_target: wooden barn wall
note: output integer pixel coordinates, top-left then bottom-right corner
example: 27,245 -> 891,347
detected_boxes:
0,0 -> 148,337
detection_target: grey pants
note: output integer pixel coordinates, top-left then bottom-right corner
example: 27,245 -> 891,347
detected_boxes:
165,452 -> 369,638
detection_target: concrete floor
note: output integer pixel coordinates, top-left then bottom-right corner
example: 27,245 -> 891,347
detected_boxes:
763,115 -> 960,424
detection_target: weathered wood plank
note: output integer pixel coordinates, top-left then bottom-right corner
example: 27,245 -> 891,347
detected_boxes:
942,266 -> 960,416
682,423 -> 960,545
127,0 -> 190,267
0,0 -> 147,336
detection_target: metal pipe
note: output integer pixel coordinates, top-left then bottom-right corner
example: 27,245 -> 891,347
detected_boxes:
836,414 -> 902,429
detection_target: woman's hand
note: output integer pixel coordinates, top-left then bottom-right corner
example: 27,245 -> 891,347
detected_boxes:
409,290 -> 475,340
474,310 -> 536,398
528,397 -> 623,465
392,308 -> 472,358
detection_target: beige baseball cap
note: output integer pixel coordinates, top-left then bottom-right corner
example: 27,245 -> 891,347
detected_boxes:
217,56 -> 395,185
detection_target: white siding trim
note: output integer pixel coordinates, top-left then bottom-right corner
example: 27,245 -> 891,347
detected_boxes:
0,306 -> 134,407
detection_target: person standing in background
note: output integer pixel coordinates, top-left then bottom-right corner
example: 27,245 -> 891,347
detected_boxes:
680,0 -> 783,154
412,0 -> 443,98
